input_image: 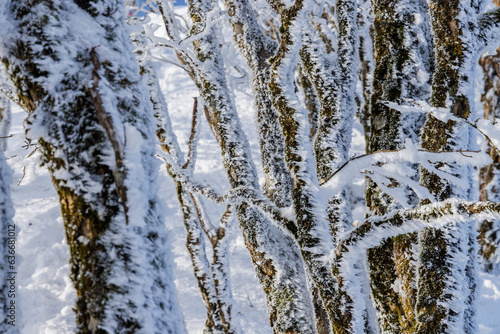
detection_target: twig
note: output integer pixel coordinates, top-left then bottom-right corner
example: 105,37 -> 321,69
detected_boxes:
175,14 -> 190,33
189,193 -> 218,244
214,204 -> 232,248
17,166 -> 25,186
183,97 -> 202,171
26,146 -> 38,159
148,55 -> 194,75
321,147 -> 481,186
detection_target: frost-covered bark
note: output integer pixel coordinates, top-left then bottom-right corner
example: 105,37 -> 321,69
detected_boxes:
131,15 -> 235,332
1,1 -> 185,333
175,183 -> 228,333
479,48 -> 500,274
356,0 -> 373,143
265,1 -> 355,332
365,0 -> 432,332
224,0 -> 293,209
297,0 -> 358,248
128,0 -> 500,333
417,1 -> 480,332
154,1 -> 317,332
297,65 -> 320,141
367,0 -> 431,213
299,0 -> 358,184
0,95 -> 10,151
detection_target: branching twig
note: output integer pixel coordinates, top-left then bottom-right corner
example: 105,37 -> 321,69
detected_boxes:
322,147 -> 482,186
334,199 -> 500,258
182,97 -> 202,171
189,192 -> 218,244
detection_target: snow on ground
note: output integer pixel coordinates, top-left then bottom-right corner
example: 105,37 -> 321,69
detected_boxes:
7,105 -> 76,334
478,272 -> 500,333
5,17 -> 500,333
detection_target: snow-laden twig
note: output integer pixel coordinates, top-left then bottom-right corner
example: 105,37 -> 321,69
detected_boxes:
477,6 -> 500,53
182,97 -> 203,173
385,99 -> 500,157
323,139 -> 490,205
332,199 -> 500,333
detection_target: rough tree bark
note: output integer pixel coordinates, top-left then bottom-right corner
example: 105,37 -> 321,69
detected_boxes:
478,45 -> 500,274
365,0 -> 432,332
417,1 -> 479,332
1,1 -> 185,333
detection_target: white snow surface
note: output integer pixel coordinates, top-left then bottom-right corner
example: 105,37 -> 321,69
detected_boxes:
5,13 -> 500,334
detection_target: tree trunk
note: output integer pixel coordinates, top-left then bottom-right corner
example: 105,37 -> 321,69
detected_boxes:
478,47 -> 500,274
159,1 -> 318,332
2,1 -> 185,333
366,0 -> 431,332
418,1 -> 478,332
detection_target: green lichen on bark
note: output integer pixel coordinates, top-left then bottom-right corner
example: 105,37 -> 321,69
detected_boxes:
365,0 -> 427,331
392,233 -> 417,332
417,1 -> 472,331
478,49 -> 500,273
367,239 -> 404,334
415,228 -> 449,334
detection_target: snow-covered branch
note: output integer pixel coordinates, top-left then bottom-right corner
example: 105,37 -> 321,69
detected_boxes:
478,6 -> 500,52
324,139 -> 490,207
335,200 -> 500,257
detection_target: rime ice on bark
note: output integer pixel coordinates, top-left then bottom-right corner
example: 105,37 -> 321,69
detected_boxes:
365,0 -> 432,331
356,0 -> 374,144
152,0 -> 317,332
478,47 -> 500,274
130,13 -> 233,331
0,95 -> 10,151
224,0 -> 293,209
265,1 -> 357,332
416,1 -> 482,332
2,1 -> 185,332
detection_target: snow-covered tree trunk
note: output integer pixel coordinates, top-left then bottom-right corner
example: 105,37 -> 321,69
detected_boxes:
417,1 -> 479,332
224,0 -> 293,209
365,0 -> 432,332
265,1 -> 361,332
223,1 -> 338,331
479,47 -> 500,274
356,0 -> 373,145
1,1 -> 185,333
0,95 -> 11,151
